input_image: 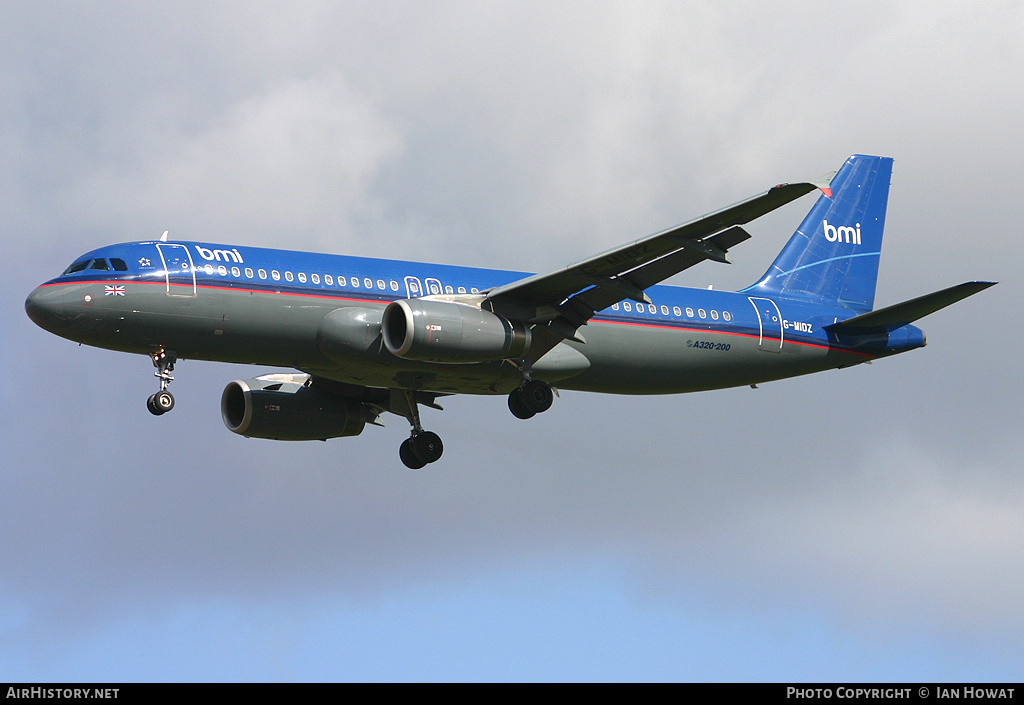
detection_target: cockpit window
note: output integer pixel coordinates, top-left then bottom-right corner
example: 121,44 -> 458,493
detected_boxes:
62,260 -> 90,275
88,259 -> 110,271
110,258 -> 128,271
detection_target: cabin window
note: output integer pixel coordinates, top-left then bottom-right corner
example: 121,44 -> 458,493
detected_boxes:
376,279 -> 385,290
458,287 -> 466,294
363,278 -> 372,289
611,303 -> 620,311
284,271 -> 294,282
711,310 -> 719,320
297,272 -> 307,283
271,270 -> 280,281
391,280 -> 399,291
686,307 -> 694,317
231,266 -> 240,277
324,274 -> 333,285
110,258 -> 128,272
723,311 -> 732,321
258,269 -> 267,279
445,286 -> 454,294
660,305 -> 668,315
89,259 -> 110,271
311,273 -> 320,284
471,288 -> 479,294
337,276 -> 346,286
673,306 -> 682,317
204,264 -> 214,275
698,309 -> 707,319
623,301 -> 632,312
244,268 -> 254,278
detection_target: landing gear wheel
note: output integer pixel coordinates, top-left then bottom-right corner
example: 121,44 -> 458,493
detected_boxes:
521,380 -> 553,414
413,431 -> 444,464
508,388 -> 536,419
147,392 -> 174,416
399,437 -> 428,470
153,390 -> 174,414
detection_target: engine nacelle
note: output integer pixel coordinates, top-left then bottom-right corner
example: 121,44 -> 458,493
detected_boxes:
221,375 -> 366,441
381,298 -> 531,363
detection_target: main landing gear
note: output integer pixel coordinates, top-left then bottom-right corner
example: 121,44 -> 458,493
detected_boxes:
395,390 -> 444,470
147,349 -> 177,416
389,376 -> 550,468
399,432 -> 443,470
507,379 -> 553,420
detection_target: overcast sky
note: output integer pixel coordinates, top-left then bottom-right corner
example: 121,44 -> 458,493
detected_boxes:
2,1 -> 1022,681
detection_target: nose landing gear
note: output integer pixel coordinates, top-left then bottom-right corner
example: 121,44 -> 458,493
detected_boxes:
147,349 -> 177,416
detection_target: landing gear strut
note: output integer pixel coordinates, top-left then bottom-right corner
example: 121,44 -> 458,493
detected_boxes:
395,390 -> 444,469
147,349 -> 177,416
508,378 -> 553,420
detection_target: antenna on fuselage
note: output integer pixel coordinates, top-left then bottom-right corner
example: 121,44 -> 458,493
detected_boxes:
160,231 -> 168,242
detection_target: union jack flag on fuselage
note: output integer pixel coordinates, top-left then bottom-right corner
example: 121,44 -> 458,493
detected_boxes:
104,285 -> 125,296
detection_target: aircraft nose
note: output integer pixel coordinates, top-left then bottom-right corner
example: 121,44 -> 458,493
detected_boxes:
25,285 -> 83,335
26,286 -> 57,330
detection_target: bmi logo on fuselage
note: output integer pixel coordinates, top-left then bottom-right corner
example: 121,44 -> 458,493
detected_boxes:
822,220 -> 861,245
194,246 -> 244,263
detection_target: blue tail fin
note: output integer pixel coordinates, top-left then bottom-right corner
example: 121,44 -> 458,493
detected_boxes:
742,154 -> 893,313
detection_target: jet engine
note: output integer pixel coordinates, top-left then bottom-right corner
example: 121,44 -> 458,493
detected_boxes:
221,374 -> 366,441
381,299 -> 531,363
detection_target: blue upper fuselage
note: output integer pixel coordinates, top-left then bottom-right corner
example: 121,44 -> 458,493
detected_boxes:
32,239 -> 926,361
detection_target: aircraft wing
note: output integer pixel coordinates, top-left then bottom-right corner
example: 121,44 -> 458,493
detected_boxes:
484,177 -> 830,347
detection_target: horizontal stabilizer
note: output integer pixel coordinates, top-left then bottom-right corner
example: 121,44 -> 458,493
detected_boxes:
825,281 -> 996,333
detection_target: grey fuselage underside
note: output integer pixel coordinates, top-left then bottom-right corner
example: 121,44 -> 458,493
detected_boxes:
31,277 -> 870,396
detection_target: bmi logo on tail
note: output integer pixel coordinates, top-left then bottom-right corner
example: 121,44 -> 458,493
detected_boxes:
822,220 -> 861,245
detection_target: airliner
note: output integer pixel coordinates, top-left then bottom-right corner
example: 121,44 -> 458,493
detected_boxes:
25,155 -> 994,468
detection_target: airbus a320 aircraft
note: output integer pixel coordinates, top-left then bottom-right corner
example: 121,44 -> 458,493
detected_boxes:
26,155 -> 993,468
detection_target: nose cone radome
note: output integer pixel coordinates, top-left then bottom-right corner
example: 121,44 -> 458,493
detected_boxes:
25,286 -> 53,329
25,285 -> 88,337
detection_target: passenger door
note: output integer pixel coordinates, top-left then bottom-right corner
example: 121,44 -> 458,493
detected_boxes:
748,297 -> 783,352
156,244 -> 197,298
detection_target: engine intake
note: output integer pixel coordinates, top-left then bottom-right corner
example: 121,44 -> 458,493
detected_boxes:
381,299 -> 531,363
221,375 -> 366,441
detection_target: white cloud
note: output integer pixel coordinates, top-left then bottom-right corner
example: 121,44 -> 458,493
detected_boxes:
72,70 -> 401,252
